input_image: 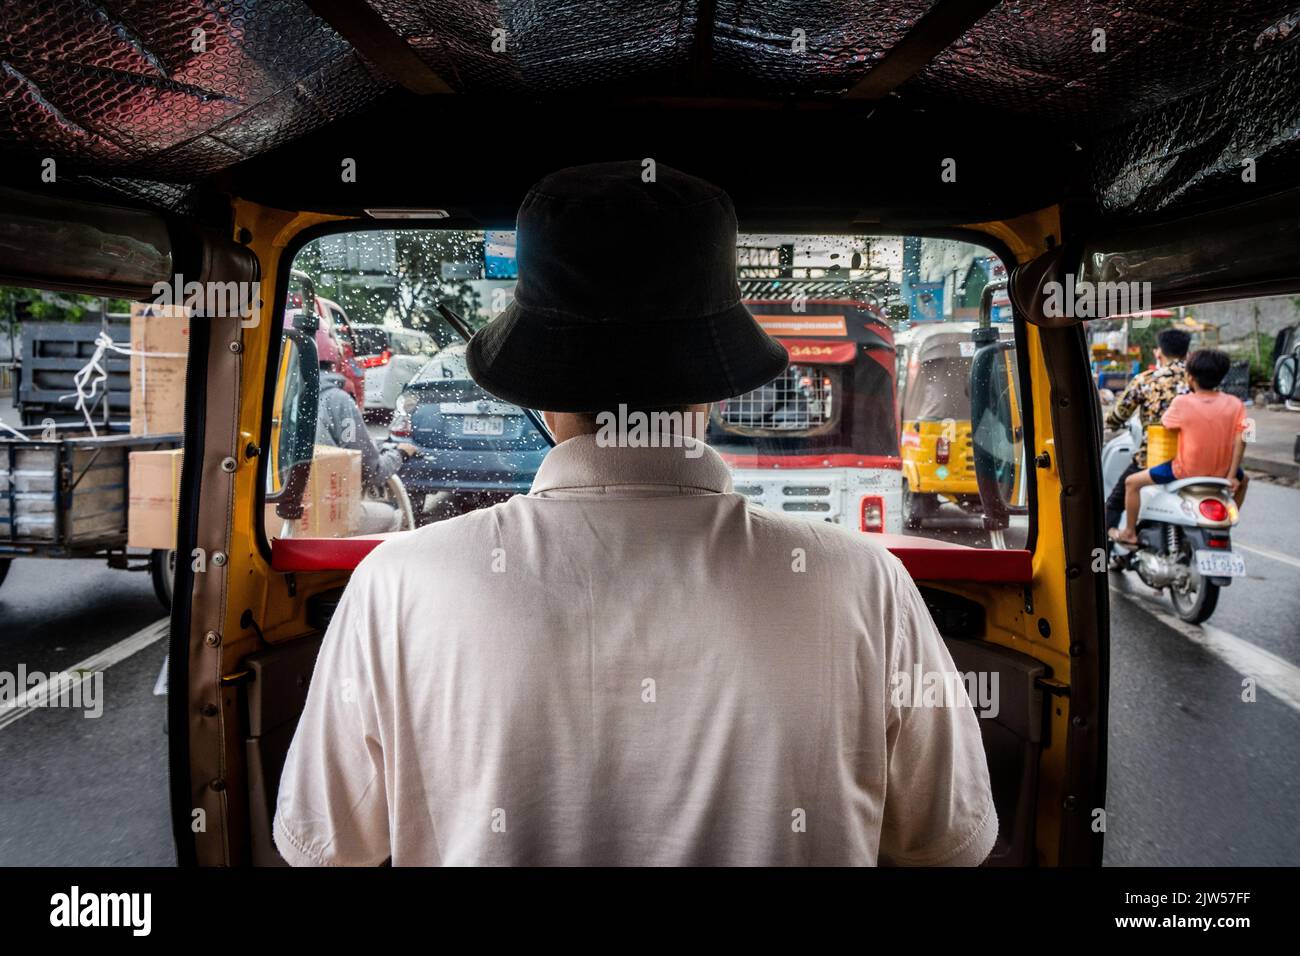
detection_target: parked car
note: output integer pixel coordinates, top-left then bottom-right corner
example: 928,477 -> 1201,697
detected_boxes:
350,323 -> 439,418
389,344 -> 549,519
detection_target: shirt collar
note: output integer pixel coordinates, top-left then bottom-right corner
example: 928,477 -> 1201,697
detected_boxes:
529,433 -> 734,497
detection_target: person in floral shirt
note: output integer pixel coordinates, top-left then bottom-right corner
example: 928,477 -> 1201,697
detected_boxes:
1103,327 -> 1191,531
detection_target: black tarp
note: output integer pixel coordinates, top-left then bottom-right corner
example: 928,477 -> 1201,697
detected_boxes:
2,1 -> 1298,223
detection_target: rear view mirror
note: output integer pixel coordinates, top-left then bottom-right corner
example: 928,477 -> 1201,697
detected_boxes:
1008,244 -> 1085,328
969,335 -> 1027,531
288,269 -> 319,334
266,330 -> 319,520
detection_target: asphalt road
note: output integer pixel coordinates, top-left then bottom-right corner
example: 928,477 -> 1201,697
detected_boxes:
1103,478 -> 1300,865
0,481 -> 1297,866
0,556 -> 174,866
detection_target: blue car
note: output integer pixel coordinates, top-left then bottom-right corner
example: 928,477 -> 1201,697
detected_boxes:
389,344 -> 549,519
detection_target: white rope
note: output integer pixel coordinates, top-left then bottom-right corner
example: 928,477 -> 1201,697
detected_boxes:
58,331 -> 186,438
0,421 -> 28,441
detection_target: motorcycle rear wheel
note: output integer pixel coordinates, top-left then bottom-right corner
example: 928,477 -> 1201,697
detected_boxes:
1168,540 -> 1220,624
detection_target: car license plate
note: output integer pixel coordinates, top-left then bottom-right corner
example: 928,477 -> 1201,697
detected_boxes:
1195,549 -> 1246,577
461,415 -> 504,436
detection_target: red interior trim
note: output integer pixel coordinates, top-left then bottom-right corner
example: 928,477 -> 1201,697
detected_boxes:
272,531 -> 1032,583
270,534 -> 400,573
869,534 -> 1033,583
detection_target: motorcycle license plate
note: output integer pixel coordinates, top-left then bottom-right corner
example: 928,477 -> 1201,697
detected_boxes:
1195,550 -> 1246,577
461,415 -> 504,436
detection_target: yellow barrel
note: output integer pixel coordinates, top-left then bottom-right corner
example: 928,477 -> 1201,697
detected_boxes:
1146,424 -> 1179,465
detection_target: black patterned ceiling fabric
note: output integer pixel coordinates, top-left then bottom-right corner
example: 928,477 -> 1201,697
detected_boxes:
904,1 -> 1300,218
911,1 -> 1298,128
0,0 -> 1297,220
709,0 -> 934,96
1086,11 -> 1300,218
365,1 -> 934,96
0,0 -> 394,210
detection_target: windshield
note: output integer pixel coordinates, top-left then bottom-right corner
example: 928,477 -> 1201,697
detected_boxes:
268,230 -> 1019,546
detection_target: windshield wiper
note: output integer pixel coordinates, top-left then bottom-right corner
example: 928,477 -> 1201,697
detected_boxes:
434,303 -> 556,447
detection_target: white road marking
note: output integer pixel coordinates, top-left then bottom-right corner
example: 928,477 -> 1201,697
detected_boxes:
1235,541 -> 1300,573
1113,588 -> 1300,714
0,618 -> 168,731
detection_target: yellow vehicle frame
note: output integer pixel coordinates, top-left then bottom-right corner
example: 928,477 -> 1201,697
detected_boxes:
176,201 -> 1097,867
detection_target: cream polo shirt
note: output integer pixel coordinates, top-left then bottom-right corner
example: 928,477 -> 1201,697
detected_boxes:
273,435 -> 996,866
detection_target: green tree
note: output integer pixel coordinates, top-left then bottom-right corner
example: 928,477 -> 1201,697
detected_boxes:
295,231 -> 484,346
0,286 -> 131,362
0,287 -> 28,361
386,231 -> 483,344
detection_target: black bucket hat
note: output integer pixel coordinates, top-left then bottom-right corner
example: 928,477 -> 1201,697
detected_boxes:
465,161 -> 788,412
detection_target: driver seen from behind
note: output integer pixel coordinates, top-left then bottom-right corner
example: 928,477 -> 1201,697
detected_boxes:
275,162 -> 996,866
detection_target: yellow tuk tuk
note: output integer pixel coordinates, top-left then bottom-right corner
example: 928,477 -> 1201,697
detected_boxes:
897,321 -> 1015,529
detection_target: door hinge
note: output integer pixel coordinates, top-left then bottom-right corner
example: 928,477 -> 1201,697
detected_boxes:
1035,676 -> 1071,697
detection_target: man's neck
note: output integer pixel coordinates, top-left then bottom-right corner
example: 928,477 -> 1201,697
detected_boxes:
544,404 -> 711,444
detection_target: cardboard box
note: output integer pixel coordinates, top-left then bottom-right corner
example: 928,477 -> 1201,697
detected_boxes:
265,444 -> 362,539
128,448 -> 184,549
130,302 -> 189,436
130,443 -> 360,549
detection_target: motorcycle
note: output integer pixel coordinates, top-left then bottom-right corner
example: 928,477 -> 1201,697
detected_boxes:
1102,417 -> 1245,623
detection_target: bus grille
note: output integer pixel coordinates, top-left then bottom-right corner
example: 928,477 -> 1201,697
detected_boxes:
717,365 -> 832,431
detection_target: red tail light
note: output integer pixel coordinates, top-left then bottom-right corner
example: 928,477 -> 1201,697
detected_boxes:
1198,499 -> 1229,522
1205,535 -> 1231,549
389,412 -> 412,438
361,349 -> 392,368
935,436 -> 951,465
860,495 -> 885,533
286,291 -> 302,308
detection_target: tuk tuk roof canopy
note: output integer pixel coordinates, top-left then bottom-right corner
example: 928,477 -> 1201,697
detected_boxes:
2,1 -> 1298,227
901,322 -> 1013,421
